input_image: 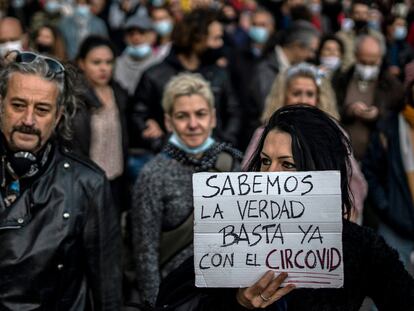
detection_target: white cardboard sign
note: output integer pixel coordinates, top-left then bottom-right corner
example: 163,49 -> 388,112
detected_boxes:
193,171 -> 343,288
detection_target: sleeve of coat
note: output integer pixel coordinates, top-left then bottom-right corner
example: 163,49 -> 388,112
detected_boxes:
361,129 -> 389,214
83,174 -> 122,310
130,165 -> 164,307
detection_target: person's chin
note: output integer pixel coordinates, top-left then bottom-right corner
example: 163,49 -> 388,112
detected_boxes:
11,136 -> 41,153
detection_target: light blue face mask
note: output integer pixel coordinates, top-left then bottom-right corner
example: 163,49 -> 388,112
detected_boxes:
248,26 -> 269,44
126,43 -> 152,58
76,4 -> 90,17
153,20 -> 173,36
169,132 -> 215,155
152,0 -> 165,7
45,1 -> 61,14
394,26 -> 407,41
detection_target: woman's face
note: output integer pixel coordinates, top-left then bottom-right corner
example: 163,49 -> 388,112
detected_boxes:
320,40 -> 341,58
260,130 -> 296,172
36,27 -> 55,46
79,46 -> 114,87
285,77 -> 318,107
165,94 -> 216,149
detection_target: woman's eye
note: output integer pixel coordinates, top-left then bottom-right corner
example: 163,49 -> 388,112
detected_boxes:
282,161 -> 296,169
260,158 -> 271,166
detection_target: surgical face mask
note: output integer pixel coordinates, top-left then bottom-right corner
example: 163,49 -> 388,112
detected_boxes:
368,20 -> 380,31
320,56 -> 341,70
45,1 -> 61,14
169,132 -> 215,155
353,19 -> 368,31
309,3 -> 321,14
394,26 -> 407,41
75,4 -> 90,17
0,40 -> 23,57
248,26 -> 269,44
356,63 -> 379,81
153,20 -> 173,36
126,43 -> 152,59
151,0 -> 165,7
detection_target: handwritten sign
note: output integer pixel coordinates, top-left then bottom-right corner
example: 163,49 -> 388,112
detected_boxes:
193,171 -> 343,288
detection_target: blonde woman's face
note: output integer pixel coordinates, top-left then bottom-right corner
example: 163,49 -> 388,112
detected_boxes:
285,77 -> 318,107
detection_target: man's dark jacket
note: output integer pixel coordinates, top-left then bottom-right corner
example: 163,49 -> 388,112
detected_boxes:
0,146 -> 122,310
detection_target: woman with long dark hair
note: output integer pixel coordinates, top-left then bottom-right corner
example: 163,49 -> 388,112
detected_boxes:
156,105 -> 414,310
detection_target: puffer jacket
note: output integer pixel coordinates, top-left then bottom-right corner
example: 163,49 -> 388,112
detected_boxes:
0,145 -> 122,310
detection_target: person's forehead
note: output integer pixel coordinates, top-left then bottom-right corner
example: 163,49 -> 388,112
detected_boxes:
0,20 -> 23,40
6,73 -> 59,105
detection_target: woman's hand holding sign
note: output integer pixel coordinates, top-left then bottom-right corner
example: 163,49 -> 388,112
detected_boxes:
236,271 -> 296,309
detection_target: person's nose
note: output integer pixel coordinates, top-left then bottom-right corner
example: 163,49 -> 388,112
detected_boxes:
188,115 -> 198,129
22,107 -> 35,126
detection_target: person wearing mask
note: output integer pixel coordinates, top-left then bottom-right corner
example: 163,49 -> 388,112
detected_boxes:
230,6 -> 275,151
317,35 -> 345,78
131,8 -> 241,166
384,15 -> 413,81
156,105 -> 414,310
130,73 -> 242,308
58,0 -> 108,60
114,15 -> 159,97
0,17 -> 26,58
30,24 -> 67,61
332,35 -> 404,160
108,0 -> 149,52
150,4 -> 174,61
247,20 -> 320,146
336,0 -> 384,71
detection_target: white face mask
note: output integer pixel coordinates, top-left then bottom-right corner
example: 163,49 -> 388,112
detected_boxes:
320,56 -> 341,70
0,40 -> 23,57
355,63 -> 380,81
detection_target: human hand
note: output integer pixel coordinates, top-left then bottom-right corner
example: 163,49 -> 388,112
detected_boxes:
236,271 -> 295,309
350,102 -> 379,121
142,119 -> 164,139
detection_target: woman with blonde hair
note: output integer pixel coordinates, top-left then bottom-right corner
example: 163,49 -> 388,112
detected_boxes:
244,62 -> 366,223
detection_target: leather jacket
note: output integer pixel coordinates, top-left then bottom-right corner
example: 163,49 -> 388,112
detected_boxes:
0,145 -> 122,310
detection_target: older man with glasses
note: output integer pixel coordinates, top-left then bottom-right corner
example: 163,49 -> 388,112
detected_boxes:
0,51 -> 122,310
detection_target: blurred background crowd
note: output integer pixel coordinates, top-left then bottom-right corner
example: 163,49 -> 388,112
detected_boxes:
2,0 -> 414,309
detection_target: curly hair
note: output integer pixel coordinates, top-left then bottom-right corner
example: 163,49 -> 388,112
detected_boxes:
261,63 -> 339,123
0,58 -> 84,143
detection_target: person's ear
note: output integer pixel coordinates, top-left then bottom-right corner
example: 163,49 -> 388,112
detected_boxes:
211,108 -> 217,129
164,113 -> 173,132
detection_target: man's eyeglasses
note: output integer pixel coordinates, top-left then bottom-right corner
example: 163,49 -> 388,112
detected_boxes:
8,51 -> 65,77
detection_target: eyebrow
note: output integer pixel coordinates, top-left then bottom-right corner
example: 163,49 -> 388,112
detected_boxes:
261,151 -> 293,160
10,96 -> 54,106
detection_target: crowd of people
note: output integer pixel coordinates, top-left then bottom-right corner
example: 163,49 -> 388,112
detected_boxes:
1,0 -> 414,310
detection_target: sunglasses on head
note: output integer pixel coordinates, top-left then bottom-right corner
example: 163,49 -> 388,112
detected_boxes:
10,51 -> 65,77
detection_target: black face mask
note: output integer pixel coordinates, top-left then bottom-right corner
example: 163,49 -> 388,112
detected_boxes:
354,19 -> 368,32
36,43 -> 53,54
200,46 -> 226,66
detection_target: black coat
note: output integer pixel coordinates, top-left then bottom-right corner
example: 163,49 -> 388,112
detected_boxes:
131,49 -> 242,150
362,113 -> 414,240
0,146 -> 122,310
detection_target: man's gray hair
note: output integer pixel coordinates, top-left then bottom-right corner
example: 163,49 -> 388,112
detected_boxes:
281,20 -> 320,49
0,58 -> 82,142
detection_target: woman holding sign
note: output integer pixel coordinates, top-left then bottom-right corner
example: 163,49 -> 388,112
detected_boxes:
130,73 -> 242,308
156,105 -> 414,310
